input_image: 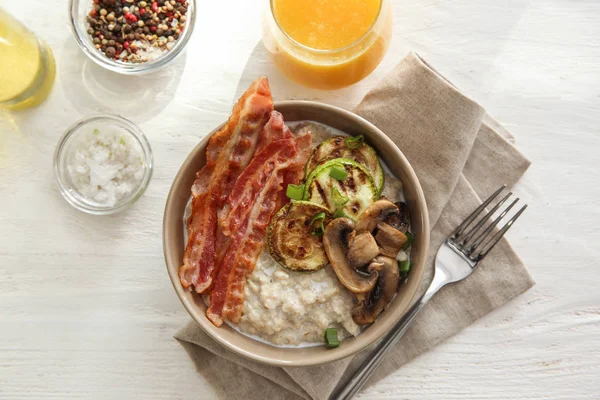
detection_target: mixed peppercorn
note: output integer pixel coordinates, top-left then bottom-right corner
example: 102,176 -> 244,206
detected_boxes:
86,0 -> 189,63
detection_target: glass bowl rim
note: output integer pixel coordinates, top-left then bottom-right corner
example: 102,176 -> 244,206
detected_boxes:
68,0 -> 196,75
53,114 -> 154,215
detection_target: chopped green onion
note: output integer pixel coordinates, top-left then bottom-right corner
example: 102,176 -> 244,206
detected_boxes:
120,137 -> 126,145
324,328 -> 340,348
329,165 -> 348,181
93,129 -> 100,135
310,212 -> 326,223
286,184 -> 305,201
402,231 -> 414,250
310,212 -> 326,237
399,259 -> 411,273
333,208 -> 346,219
345,135 -> 364,149
332,187 -> 349,206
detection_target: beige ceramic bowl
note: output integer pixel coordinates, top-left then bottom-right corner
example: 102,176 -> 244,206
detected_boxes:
163,101 -> 430,367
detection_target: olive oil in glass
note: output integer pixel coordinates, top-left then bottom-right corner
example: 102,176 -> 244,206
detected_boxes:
0,8 -> 56,110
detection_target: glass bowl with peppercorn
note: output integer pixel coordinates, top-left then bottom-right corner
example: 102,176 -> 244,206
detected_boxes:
69,0 -> 195,74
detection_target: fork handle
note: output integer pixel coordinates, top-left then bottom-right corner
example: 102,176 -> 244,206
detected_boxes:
330,269 -> 448,400
330,298 -> 428,400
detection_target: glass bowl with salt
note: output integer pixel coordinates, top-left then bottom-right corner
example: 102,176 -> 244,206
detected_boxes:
54,114 -> 153,215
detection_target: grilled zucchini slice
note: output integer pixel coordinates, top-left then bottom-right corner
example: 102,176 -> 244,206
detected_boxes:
303,158 -> 377,220
305,136 -> 384,195
267,201 -> 333,272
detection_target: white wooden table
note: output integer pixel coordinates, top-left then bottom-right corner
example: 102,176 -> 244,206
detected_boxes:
1,1 -> 599,399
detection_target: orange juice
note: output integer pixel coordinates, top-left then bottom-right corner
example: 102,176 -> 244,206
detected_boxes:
263,0 -> 392,89
274,0 -> 382,50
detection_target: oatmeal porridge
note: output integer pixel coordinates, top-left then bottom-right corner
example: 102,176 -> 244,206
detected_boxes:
236,251 -> 360,346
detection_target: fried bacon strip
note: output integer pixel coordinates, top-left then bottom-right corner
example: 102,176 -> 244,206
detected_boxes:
214,111 -> 292,268
276,132 -> 313,211
255,110 -> 294,154
207,132 -> 313,326
206,138 -> 298,326
219,111 -> 294,236
179,77 -> 273,293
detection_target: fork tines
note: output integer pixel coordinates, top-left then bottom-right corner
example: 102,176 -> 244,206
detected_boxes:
449,185 -> 527,262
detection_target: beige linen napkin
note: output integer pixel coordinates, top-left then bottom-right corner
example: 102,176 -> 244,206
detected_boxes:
175,52 -> 534,400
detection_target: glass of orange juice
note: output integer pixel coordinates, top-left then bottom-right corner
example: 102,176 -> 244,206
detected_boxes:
263,0 -> 392,90
0,8 -> 56,110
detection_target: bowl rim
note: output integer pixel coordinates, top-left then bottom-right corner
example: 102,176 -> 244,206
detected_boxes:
68,0 -> 196,75
163,100 -> 430,366
53,113 -> 154,215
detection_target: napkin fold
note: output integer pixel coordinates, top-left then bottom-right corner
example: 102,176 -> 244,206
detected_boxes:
175,52 -> 534,400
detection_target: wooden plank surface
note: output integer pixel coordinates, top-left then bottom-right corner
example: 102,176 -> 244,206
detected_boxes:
1,0 -> 599,399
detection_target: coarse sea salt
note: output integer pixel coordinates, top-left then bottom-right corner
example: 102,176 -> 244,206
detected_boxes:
118,40 -> 174,63
67,127 -> 145,207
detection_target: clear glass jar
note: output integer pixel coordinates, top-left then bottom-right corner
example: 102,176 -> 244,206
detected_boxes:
0,8 -> 56,109
69,0 -> 196,75
54,114 -> 154,215
262,0 -> 393,90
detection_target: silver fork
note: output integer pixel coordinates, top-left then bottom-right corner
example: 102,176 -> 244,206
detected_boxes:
331,185 -> 527,400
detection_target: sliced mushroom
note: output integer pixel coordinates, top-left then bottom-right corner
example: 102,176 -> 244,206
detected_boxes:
323,218 -> 378,294
347,231 -> 380,269
351,256 -> 400,325
355,199 -> 399,234
375,222 -> 407,257
383,201 -> 410,233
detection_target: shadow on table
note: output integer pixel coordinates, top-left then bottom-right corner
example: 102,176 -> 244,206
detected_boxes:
233,41 -> 365,105
59,38 -> 186,123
